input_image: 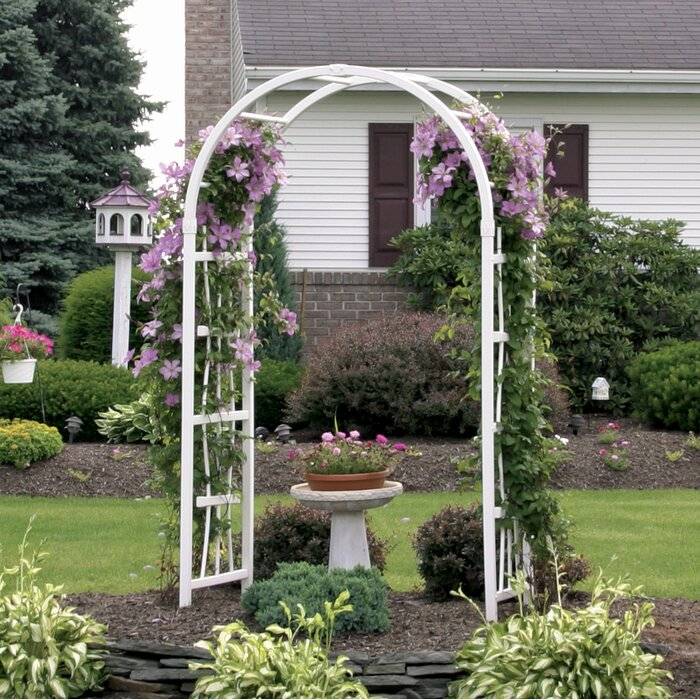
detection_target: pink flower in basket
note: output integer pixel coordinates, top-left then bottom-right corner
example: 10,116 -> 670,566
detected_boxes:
0,325 -> 53,361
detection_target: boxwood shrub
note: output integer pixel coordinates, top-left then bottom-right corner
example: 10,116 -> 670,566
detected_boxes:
57,266 -> 150,363
255,359 -> 303,431
0,360 -> 138,441
628,341 -> 700,431
242,561 -> 390,633
0,419 -> 63,469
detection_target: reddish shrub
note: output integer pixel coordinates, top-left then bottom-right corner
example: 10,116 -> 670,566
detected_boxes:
288,312 -> 570,437
288,313 -> 477,436
414,504 -> 484,601
251,503 -> 387,580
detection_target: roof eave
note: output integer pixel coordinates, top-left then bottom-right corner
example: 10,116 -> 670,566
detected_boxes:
244,65 -> 700,93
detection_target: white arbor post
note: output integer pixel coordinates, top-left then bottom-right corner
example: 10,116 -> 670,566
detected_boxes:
178,64 -> 526,619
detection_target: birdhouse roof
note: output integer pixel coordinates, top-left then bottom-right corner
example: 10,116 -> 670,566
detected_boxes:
90,170 -> 152,209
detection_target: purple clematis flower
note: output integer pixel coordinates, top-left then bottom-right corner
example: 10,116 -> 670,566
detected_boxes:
159,359 -> 182,380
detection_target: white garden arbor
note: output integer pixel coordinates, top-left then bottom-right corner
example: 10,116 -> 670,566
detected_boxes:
179,64 -> 529,620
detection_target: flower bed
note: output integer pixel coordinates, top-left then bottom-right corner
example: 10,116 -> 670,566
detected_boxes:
67,588 -> 698,699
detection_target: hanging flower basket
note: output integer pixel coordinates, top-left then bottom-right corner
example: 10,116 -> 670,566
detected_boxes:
0,321 -> 53,385
1,358 -> 37,384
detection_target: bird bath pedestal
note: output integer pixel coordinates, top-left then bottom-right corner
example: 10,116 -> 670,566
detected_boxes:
290,481 -> 403,569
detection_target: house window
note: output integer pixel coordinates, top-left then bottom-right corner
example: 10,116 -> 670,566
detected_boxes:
545,124 -> 589,201
368,123 -> 414,267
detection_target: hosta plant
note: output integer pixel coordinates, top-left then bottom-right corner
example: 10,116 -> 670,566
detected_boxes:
0,520 -> 106,698
191,591 -> 367,699
451,566 -> 671,699
96,392 -> 163,443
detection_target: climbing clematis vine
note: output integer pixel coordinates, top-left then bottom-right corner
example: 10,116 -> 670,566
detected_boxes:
412,104 -> 554,240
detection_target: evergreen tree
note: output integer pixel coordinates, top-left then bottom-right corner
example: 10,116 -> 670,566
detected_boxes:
0,0 -> 161,316
33,0 -> 160,203
254,192 -> 302,361
0,0 -> 76,313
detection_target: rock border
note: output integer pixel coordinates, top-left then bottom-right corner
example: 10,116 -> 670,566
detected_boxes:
100,640 -> 460,699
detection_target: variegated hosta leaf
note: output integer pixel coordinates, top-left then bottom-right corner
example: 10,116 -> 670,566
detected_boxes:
191,593 -> 367,699
0,529 -> 107,699
451,574 -> 672,699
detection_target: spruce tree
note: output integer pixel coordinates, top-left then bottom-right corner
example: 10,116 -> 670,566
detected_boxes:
254,192 -> 302,361
0,0 -> 161,316
0,0 -> 76,313
33,0 -> 160,203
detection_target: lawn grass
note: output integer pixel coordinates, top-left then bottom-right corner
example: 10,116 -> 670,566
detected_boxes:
0,496 -> 163,594
0,490 -> 697,599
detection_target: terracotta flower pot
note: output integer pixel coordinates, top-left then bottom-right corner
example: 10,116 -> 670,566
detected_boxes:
305,469 -> 390,491
1,358 -> 36,384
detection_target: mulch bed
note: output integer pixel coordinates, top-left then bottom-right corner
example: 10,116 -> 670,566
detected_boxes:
67,588 -> 699,698
551,417 -> 699,490
2,419 -> 697,498
0,443 -> 157,498
255,437 -> 471,494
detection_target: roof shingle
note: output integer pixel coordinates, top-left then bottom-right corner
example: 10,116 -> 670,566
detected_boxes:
237,0 -> 700,70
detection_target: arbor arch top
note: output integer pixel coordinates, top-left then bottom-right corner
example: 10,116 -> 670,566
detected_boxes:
179,64 -> 510,620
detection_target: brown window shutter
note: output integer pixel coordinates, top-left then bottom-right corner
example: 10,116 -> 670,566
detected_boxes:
368,123 -> 414,267
545,124 -> 589,201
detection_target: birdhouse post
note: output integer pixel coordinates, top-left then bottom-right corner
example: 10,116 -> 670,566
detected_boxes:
90,170 -> 153,367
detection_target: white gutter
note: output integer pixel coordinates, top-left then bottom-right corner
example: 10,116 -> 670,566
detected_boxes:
245,65 -> 700,94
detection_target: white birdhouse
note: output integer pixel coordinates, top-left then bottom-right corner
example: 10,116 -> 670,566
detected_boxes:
90,169 -> 153,250
90,170 -> 153,367
592,377 -> 610,401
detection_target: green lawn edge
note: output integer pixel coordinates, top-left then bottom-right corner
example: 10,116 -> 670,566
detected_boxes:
0,489 -> 697,599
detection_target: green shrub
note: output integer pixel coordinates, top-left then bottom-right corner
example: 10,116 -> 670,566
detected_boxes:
0,359 -> 138,441
451,571 -> 671,699
254,193 -> 303,362
288,312 -> 569,436
628,341 -> 700,431
0,419 -> 63,469
255,359 -> 303,430
287,312 -> 478,436
192,591 -> 367,699
414,504 -> 484,602
0,521 -> 107,698
0,299 -> 11,325
541,200 -> 700,412
242,562 -> 390,634
250,503 -> 387,580
391,201 -> 700,413
57,265 -> 150,363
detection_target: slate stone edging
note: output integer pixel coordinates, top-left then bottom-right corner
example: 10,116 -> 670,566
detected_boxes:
96,639 -> 676,698
100,640 -> 462,699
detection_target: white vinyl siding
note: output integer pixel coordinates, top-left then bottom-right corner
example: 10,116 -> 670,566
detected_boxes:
266,90 -> 700,269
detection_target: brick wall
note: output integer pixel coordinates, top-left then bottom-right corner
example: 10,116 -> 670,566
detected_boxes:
290,271 -> 411,348
184,0 -> 232,141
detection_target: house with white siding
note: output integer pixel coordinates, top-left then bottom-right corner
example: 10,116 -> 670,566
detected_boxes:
185,0 -> 700,344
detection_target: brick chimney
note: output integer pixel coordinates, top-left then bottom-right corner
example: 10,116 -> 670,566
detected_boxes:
185,0 -> 232,141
